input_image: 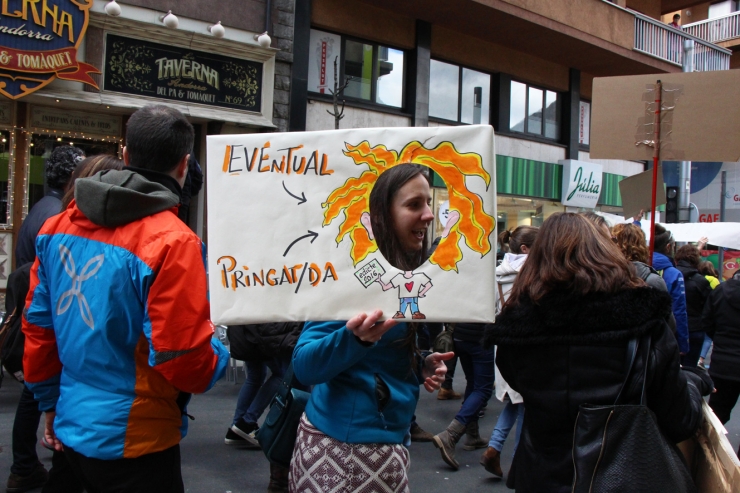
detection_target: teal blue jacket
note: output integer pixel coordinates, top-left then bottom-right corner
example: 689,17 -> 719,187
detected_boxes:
293,321 -> 420,444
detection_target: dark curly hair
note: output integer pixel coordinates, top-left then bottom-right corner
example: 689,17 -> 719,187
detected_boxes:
46,146 -> 84,190
674,244 -> 701,268
612,223 -> 649,263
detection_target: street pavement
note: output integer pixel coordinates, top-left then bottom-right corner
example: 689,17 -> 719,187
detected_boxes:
0,360 -> 737,493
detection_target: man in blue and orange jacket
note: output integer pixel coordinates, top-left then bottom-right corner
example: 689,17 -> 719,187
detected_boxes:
22,105 -> 229,492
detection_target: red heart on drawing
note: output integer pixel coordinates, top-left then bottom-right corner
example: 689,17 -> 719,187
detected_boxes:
405,282 -> 414,292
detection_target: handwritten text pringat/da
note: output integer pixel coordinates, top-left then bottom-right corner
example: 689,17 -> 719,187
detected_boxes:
217,256 -> 338,294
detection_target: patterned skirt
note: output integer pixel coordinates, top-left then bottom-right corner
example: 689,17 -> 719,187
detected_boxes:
289,414 -> 410,493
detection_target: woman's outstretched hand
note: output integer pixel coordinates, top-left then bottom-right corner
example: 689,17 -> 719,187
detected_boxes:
422,352 -> 455,392
346,309 -> 398,343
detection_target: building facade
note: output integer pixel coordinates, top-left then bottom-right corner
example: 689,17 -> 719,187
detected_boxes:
0,0 -> 302,281
289,0 -> 731,238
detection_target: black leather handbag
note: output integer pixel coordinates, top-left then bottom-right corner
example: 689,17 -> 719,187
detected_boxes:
256,363 -> 310,467
571,336 -> 697,493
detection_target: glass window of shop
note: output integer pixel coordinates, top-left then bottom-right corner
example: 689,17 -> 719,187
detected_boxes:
429,60 -> 490,124
0,130 -> 11,225
510,80 -> 560,140
307,29 -> 405,109
28,134 -> 120,211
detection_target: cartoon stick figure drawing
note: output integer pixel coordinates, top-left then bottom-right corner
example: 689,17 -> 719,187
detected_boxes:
375,270 -> 432,319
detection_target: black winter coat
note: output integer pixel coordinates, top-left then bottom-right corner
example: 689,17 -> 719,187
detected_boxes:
15,189 -> 63,266
702,278 -> 740,383
453,322 -> 486,343
228,323 -> 303,362
676,260 -> 712,333
485,287 -> 704,493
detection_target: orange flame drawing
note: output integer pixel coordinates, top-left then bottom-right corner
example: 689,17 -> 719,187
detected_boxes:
322,140 -> 494,271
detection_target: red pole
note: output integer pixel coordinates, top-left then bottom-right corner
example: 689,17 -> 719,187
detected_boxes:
648,80 -> 662,267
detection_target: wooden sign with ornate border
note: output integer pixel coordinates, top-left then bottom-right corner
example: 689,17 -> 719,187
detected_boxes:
0,0 -> 100,99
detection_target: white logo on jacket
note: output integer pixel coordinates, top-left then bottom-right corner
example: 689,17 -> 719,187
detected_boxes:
56,245 -> 104,329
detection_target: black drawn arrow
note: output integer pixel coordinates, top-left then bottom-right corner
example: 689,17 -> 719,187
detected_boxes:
283,231 -> 319,257
282,181 -> 307,205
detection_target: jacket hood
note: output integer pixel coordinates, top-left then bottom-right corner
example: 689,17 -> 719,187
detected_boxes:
633,261 -> 657,279
497,253 -> 527,277
484,287 -> 672,347
676,259 -> 699,277
722,279 -> 740,310
652,252 -> 675,271
75,169 -> 180,227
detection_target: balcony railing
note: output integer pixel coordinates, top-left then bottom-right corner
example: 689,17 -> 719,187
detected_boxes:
683,11 -> 740,44
633,13 -> 731,71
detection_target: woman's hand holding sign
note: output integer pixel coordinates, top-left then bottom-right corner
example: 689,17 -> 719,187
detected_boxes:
346,309 -> 397,343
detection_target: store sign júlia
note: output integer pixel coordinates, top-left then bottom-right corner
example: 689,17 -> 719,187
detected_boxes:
0,0 -> 101,99
559,160 -> 603,209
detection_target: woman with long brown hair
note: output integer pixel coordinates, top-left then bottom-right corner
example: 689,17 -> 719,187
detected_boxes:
290,164 -> 453,492
61,154 -> 123,210
484,213 -> 710,492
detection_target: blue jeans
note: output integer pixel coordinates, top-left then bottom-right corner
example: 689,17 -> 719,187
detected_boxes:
701,334 -> 713,360
681,331 -> 705,368
400,297 -> 419,315
488,400 -> 524,454
232,357 -> 288,425
453,339 -> 495,426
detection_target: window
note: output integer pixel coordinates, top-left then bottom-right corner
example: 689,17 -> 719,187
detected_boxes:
579,101 -> 591,146
0,130 -> 10,225
429,60 -> 490,124
510,80 -> 560,140
307,29 -> 405,108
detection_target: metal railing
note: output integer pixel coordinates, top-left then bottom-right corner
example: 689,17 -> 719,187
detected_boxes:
683,11 -> 740,44
633,13 -> 731,71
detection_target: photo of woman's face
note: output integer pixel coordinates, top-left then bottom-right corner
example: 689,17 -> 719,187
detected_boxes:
390,174 -> 434,254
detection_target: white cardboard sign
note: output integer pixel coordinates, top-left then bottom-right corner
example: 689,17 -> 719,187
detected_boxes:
206,126 -> 497,324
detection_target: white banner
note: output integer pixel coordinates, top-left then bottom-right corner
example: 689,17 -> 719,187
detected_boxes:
560,159 -> 603,209
596,211 -> 740,250
206,126 -> 497,324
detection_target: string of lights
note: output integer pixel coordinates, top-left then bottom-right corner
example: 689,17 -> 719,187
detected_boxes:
0,125 -> 124,232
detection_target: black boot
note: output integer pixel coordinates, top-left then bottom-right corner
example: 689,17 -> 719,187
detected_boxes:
267,462 -> 289,493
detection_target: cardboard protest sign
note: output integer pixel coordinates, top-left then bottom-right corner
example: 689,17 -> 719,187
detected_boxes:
691,402 -> 740,492
207,126 -> 496,324
590,70 -> 740,162
618,164 -> 667,220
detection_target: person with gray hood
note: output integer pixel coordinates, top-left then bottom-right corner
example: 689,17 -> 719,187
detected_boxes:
22,105 -> 228,493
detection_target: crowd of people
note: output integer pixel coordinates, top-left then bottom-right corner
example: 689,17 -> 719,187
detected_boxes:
2,103 -> 737,492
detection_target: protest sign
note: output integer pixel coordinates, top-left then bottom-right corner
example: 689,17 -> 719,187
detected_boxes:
207,125 -> 496,324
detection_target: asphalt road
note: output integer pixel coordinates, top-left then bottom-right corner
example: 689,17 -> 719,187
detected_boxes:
0,360 -> 737,493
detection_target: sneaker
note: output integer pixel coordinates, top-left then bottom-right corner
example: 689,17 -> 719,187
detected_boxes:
231,419 -> 260,448
7,465 -> 48,493
225,428 -> 251,447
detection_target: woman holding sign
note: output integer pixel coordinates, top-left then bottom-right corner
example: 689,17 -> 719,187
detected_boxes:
289,164 -> 453,492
